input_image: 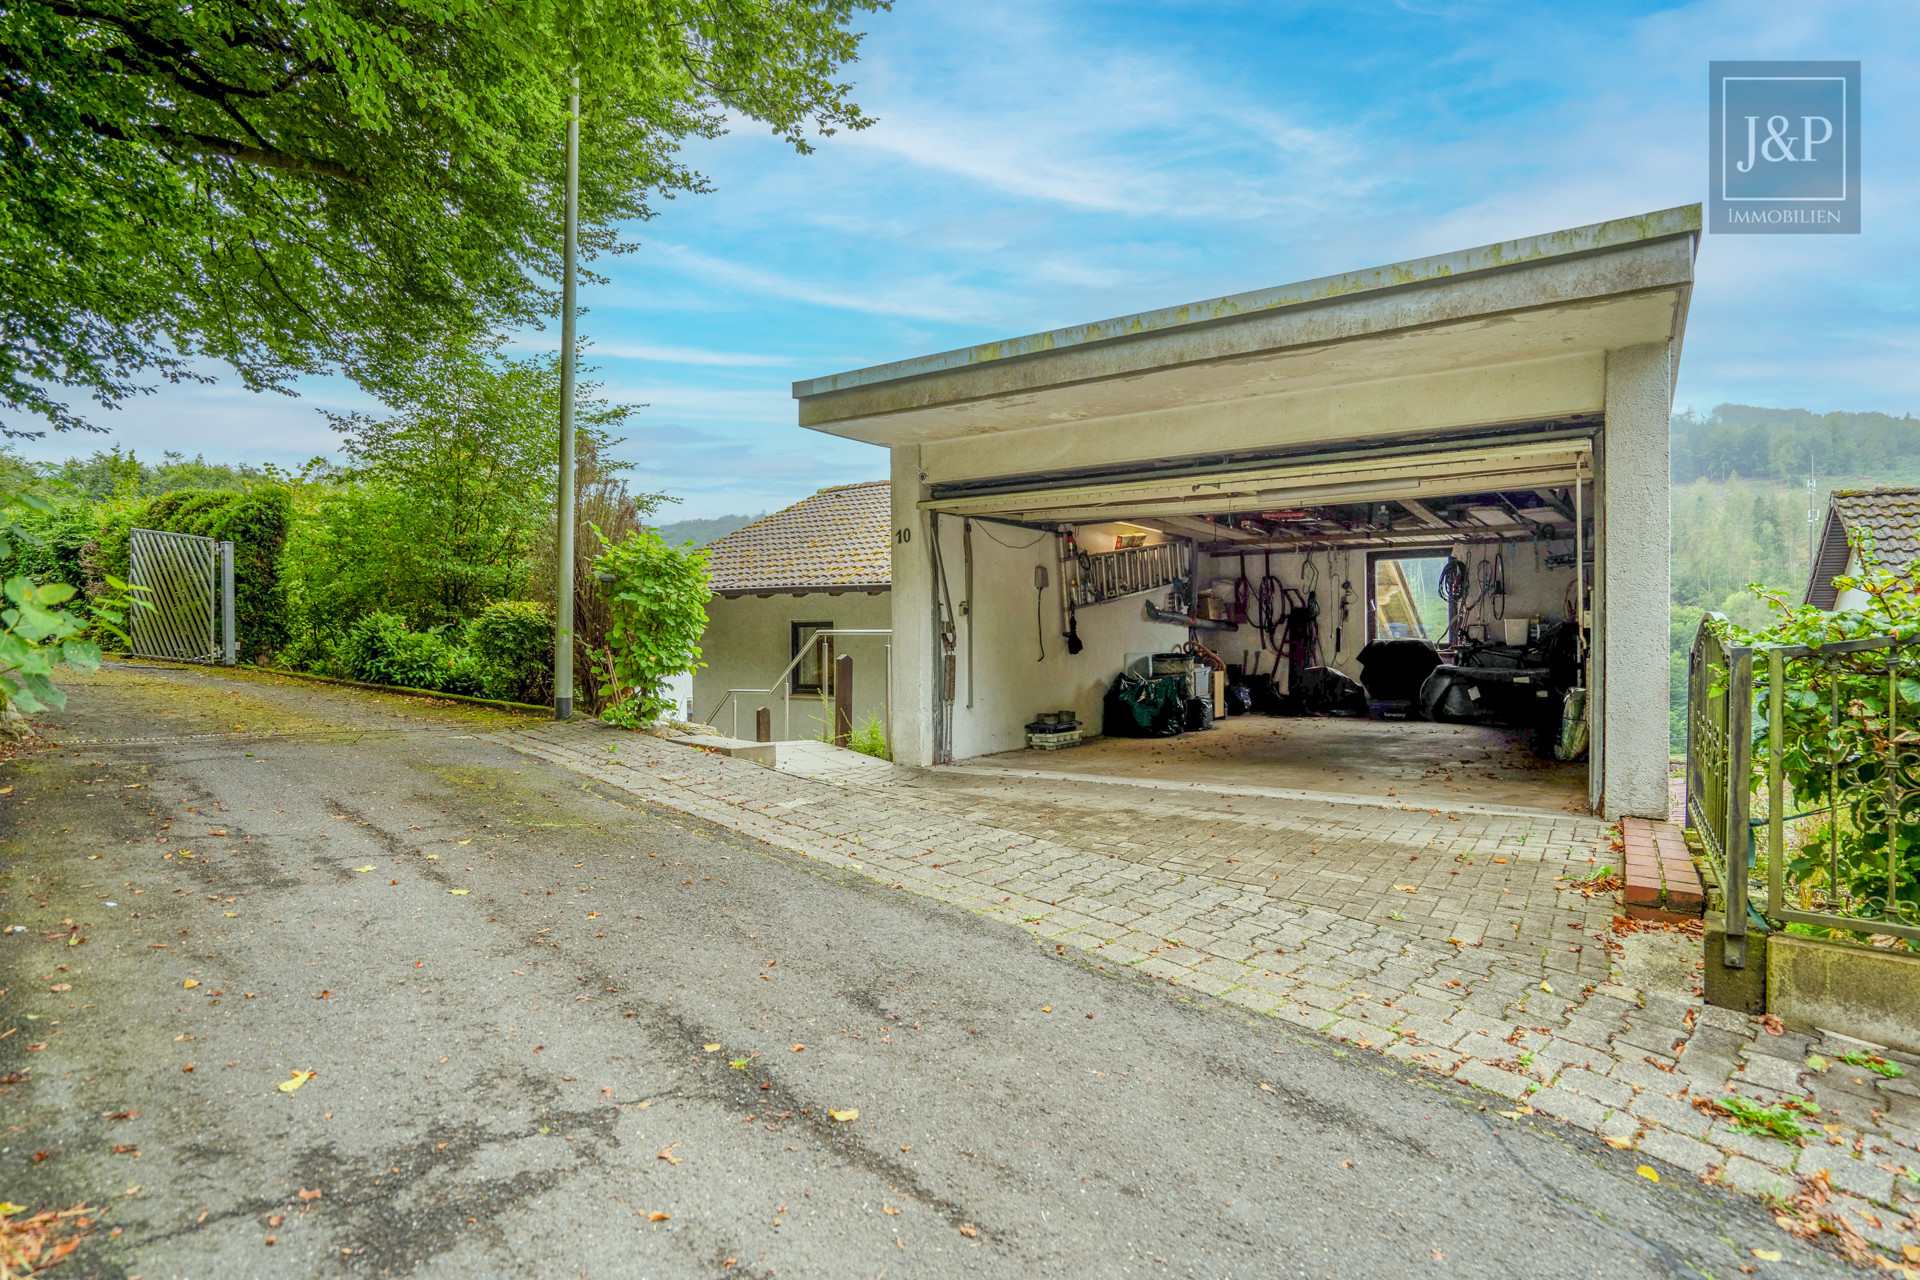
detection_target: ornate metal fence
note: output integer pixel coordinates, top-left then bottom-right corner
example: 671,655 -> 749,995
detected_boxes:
127,528 -> 235,664
1686,615 -> 1920,966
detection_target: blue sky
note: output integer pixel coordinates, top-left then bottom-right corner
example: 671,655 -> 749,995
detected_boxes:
19,0 -> 1918,518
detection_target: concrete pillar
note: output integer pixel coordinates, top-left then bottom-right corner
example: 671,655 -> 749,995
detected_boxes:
1600,342 -> 1673,820
888,446 -> 936,766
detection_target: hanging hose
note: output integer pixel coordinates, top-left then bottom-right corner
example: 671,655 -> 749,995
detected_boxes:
1257,550 -> 1281,652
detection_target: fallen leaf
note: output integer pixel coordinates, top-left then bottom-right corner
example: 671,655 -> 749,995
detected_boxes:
1492,856 -> 1508,863
1751,1248 -> 1782,1261
884,1204 -> 899,1215
1636,1165 -> 1659,1183
298,1189 -> 322,1201
1258,1083 -> 1276,1094
110,1144 -> 138,1155
1604,1136 -> 1635,1149
0,786 -> 11,795
829,1108 -> 859,1123
354,866 -> 375,873
49,983 -> 70,993
1906,1246 -> 1920,1264
449,889 -> 469,895
268,1214 -> 284,1227
1391,884 -> 1419,892
457,839 -> 472,845
657,1144 -> 682,1165
181,1063 -> 194,1073
182,978 -> 199,989
277,1070 -> 317,1094
704,1044 -> 722,1052
1540,981 -> 1554,994
224,912 -> 237,918
790,1044 -> 804,1053
265,1235 -> 277,1245
959,1223 -> 979,1239
647,1211 -> 669,1222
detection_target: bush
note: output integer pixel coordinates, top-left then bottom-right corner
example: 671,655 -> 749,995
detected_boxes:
466,600 -> 553,705
591,525 -> 710,724
335,611 -> 483,695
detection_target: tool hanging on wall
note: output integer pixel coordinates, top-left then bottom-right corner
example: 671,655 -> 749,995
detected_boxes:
1034,564 -> 1049,662
963,519 -> 974,709
1336,578 -> 1353,659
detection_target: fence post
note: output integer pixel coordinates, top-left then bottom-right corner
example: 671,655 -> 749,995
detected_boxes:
1767,648 -> 1785,922
834,654 -> 853,747
219,541 -> 236,665
755,707 -> 771,744
1723,645 -> 1754,968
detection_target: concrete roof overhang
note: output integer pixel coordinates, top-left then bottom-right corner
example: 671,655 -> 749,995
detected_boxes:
794,206 -> 1699,486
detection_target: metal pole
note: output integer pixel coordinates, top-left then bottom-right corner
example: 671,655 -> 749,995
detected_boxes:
219,541 -> 236,665
554,73 -> 580,720
1724,644 -> 1754,968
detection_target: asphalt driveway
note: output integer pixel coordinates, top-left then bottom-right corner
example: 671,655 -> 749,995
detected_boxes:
0,662 -> 1848,1278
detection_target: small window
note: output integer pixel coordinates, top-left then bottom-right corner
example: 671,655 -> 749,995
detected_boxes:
1370,552 -> 1451,643
791,621 -> 835,694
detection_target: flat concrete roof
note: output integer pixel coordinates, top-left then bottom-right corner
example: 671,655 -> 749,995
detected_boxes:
793,205 -> 1702,402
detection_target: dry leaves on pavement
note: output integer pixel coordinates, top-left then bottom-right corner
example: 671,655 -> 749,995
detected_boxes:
0,1201 -> 98,1276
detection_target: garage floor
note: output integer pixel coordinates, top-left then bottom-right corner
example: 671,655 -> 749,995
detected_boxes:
967,713 -> 1590,815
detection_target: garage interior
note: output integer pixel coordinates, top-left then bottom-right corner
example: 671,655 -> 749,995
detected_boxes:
793,205 -> 1696,818
926,425 -> 1594,815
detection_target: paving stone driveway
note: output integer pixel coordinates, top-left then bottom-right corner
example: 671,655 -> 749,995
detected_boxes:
507,722 -> 1920,1261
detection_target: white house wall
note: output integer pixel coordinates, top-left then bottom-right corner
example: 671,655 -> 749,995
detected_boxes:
692,591 -> 892,743
937,517 -> 1187,759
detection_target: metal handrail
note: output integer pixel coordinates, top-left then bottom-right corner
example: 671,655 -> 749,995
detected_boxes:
704,629 -> 892,745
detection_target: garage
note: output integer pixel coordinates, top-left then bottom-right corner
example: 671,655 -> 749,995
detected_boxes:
792,205 -> 1698,820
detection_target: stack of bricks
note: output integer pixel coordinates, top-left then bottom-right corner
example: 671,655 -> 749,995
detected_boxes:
1622,815 -> 1705,922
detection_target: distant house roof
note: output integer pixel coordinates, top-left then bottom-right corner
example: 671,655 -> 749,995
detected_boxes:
704,481 -> 891,596
1805,487 -> 1920,608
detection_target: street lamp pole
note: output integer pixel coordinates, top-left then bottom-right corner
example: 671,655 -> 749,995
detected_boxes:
554,73 -> 580,720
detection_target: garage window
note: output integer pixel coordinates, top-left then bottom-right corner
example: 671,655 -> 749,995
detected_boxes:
1370,552 -> 1451,643
791,621 -> 835,694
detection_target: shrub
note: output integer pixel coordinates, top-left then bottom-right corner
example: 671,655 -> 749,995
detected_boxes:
847,711 -> 891,760
466,600 -> 553,705
335,611 -> 483,695
591,525 -> 710,724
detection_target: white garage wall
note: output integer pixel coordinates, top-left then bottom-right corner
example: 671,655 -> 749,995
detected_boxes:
1195,540 -> 1577,689
938,517 -> 1189,760
691,591 -> 892,742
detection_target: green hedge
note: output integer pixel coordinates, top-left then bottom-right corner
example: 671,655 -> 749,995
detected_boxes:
88,487 -> 292,662
335,611 -> 484,695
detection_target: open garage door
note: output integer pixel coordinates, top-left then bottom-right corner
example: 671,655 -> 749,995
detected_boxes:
917,425 -> 1595,816
918,430 -> 1590,527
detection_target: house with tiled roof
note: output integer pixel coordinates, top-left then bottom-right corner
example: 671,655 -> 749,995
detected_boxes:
1805,487 -> 1920,609
691,481 -> 892,741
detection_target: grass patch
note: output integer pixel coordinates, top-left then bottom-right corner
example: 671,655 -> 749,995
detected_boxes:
1837,1050 -> 1906,1079
1716,1094 -> 1820,1142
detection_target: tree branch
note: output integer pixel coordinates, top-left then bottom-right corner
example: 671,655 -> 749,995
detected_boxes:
149,124 -> 371,187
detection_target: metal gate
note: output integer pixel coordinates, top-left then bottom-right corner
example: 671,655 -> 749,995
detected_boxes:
127,528 -> 236,664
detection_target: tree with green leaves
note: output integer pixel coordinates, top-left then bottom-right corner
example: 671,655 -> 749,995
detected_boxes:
2,0 -> 882,436
284,338 -> 659,634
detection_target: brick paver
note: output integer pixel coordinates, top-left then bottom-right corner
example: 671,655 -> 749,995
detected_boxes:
504,722 -> 1920,1251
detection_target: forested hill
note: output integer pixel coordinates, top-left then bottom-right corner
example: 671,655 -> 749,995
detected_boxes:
1673,404 -> 1920,484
